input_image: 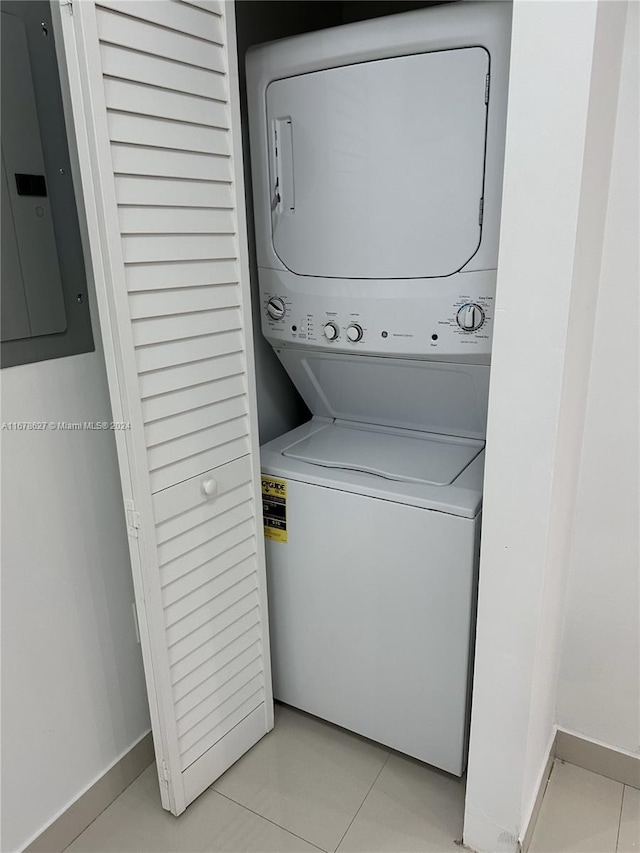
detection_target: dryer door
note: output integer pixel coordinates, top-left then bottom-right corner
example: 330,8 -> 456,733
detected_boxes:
266,47 -> 489,280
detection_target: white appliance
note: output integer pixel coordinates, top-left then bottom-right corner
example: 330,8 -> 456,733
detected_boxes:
247,1 -> 511,776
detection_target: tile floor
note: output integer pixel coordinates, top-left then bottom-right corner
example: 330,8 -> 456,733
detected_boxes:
530,760 -> 638,853
66,705 -> 639,853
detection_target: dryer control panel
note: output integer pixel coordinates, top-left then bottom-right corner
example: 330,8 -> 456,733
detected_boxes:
259,267 -> 495,364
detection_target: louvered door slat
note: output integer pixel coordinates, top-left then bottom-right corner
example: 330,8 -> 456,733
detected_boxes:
95,7 -> 225,70
139,352 -> 244,398
181,0 -> 224,16
172,613 -> 261,703
159,503 -> 255,575
104,78 -> 229,128
107,112 -> 230,156
134,329 -> 243,374
122,234 -> 236,263
174,627 -> 262,716
146,403 -> 247,459
97,0 -> 224,44
111,144 -> 232,182
125,259 -> 237,292
131,307 -> 240,347
178,670 -> 263,754
120,207 -> 235,235
176,651 -> 263,745
59,0 -> 272,816
101,44 -> 227,100
146,399 -> 248,461
168,592 -> 260,674
143,375 -> 245,427
115,175 -> 232,208
162,527 -> 255,602
177,662 -> 263,749
175,639 -> 262,724
179,683 -> 264,771
160,515 -> 256,589
165,559 -> 257,633
129,284 -> 240,320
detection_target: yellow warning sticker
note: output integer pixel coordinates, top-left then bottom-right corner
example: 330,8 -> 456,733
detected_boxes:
261,476 -> 287,542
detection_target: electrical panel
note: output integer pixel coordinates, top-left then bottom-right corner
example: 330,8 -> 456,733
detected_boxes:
1,3 -> 93,368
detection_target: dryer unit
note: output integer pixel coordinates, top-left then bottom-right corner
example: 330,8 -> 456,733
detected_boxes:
247,1 -> 511,776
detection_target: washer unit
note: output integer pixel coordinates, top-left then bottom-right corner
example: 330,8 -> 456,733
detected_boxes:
247,1 -> 511,776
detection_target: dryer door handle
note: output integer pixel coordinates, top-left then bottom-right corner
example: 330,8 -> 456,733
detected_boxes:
272,118 -> 295,215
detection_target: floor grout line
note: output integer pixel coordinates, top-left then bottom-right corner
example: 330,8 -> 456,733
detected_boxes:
212,788 -> 329,853
614,785 -> 626,853
333,751 -> 393,853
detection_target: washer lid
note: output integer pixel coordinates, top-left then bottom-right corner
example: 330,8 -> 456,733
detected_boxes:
266,46 -> 489,280
283,422 -> 483,486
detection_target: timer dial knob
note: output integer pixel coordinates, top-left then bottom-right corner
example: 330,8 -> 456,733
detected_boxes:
266,297 -> 286,320
456,303 -> 485,332
346,324 -> 363,342
323,322 -> 339,341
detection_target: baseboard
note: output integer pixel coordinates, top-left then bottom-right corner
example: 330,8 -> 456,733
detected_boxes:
520,729 -> 557,853
556,728 -> 640,789
24,732 -> 154,853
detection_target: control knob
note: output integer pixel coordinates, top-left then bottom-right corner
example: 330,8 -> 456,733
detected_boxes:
456,303 -> 485,332
323,322 -> 339,341
346,324 -> 363,342
266,296 -> 286,320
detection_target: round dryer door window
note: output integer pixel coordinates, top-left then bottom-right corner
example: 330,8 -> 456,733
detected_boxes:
266,47 -> 490,280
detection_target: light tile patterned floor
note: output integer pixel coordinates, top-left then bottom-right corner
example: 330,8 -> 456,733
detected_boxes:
66,706 -> 639,853
212,705 -> 391,852
531,760 -> 639,853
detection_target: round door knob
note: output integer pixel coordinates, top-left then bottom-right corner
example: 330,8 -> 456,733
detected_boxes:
346,324 -> 363,342
456,303 -> 485,332
323,322 -> 339,341
202,479 -> 218,497
266,297 -> 285,320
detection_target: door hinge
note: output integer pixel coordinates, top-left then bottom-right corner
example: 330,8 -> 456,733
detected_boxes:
485,73 -> 490,105
61,0 -> 73,15
478,197 -> 484,226
131,602 -> 141,644
161,760 -> 171,783
124,499 -> 141,538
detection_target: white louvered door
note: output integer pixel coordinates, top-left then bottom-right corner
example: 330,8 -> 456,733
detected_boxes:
55,0 -> 273,815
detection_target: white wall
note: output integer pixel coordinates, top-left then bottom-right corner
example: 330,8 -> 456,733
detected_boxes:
0,349 -> 151,853
463,2 -> 628,851
556,1 -> 639,756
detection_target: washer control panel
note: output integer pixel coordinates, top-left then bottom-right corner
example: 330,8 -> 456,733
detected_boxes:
260,268 -> 496,361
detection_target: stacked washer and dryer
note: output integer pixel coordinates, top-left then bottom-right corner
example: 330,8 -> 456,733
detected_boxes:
247,2 -> 511,777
